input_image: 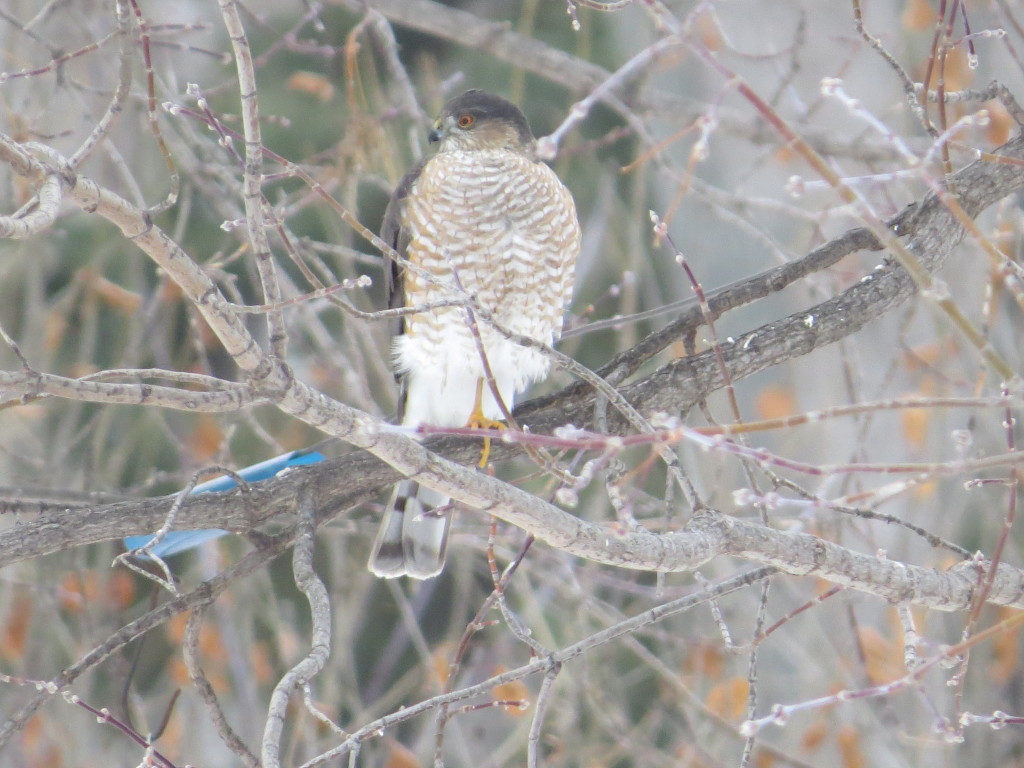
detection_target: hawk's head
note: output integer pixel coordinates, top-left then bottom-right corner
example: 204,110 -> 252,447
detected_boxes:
428,90 -> 534,152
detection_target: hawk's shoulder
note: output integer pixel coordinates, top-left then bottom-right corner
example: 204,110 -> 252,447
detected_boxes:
381,159 -> 428,256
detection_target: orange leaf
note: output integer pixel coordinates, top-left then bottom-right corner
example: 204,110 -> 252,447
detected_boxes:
198,623 -> 227,662
492,673 -> 530,716
941,48 -> 974,93
856,627 -> 901,685
186,414 -> 224,463
902,0 -> 936,31
921,47 -> 974,94
156,715 -> 184,759
22,715 -> 64,768
288,71 -> 335,102
684,642 -> 724,679
705,676 -> 749,720
837,723 -> 865,768
985,101 -> 1014,147
900,407 -> 929,449
22,713 -> 44,752
1,592 -> 32,659
773,144 -> 796,165
431,644 -> 452,686
911,480 -> 936,501
90,276 -> 142,315
104,570 -> 137,611
68,362 -> 99,378
42,311 -> 67,352
755,386 -> 796,421
675,743 -> 716,767
168,656 -> 191,687
695,12 -> 723,51
903,341 -> 943,367
166,612 -> 189,643
250,640 -> 275,685
158,277 -> 184,304
800,719 -> 829,752
382,741 -> 419,768
169,653 -> 228,692
165,612 -> 226,659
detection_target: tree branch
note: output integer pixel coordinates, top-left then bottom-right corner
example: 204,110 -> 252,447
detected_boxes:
2,114 -> 1023,614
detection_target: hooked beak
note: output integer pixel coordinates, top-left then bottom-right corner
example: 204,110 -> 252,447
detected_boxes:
428,115 -> 451,144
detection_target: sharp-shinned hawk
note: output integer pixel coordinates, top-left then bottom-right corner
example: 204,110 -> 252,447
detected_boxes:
368,90 -> 581,579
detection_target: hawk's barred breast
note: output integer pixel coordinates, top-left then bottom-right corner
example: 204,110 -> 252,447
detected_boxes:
395,147 -> 581,428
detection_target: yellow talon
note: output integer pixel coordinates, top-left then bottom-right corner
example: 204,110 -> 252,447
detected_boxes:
468,378 -> 506,467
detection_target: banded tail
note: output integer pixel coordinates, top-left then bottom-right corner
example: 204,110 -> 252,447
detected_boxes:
368,480 -> 451,579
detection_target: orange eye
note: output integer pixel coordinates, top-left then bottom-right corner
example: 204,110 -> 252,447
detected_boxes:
457,114 -> 475,128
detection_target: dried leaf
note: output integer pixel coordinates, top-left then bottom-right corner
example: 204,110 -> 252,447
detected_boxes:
985,102 -> 1014,147
900,407 -> 929,449
856,627 -> 901,685
1,592 -> 32,658
800,719 -> 829,752
837,723 -> 865,768
755,385 -> 796,420
705,676 -> 749,720
902,0 -> 936,31
288,71 -> 335,102
383,741 -> 419,768
90,275 -> 143,315
492,672 -> 530,716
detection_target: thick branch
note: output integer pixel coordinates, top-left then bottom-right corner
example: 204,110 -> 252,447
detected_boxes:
2,128 -> 1024,614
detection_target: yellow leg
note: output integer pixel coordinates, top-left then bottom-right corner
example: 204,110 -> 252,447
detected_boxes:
468,377 -> 506,468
